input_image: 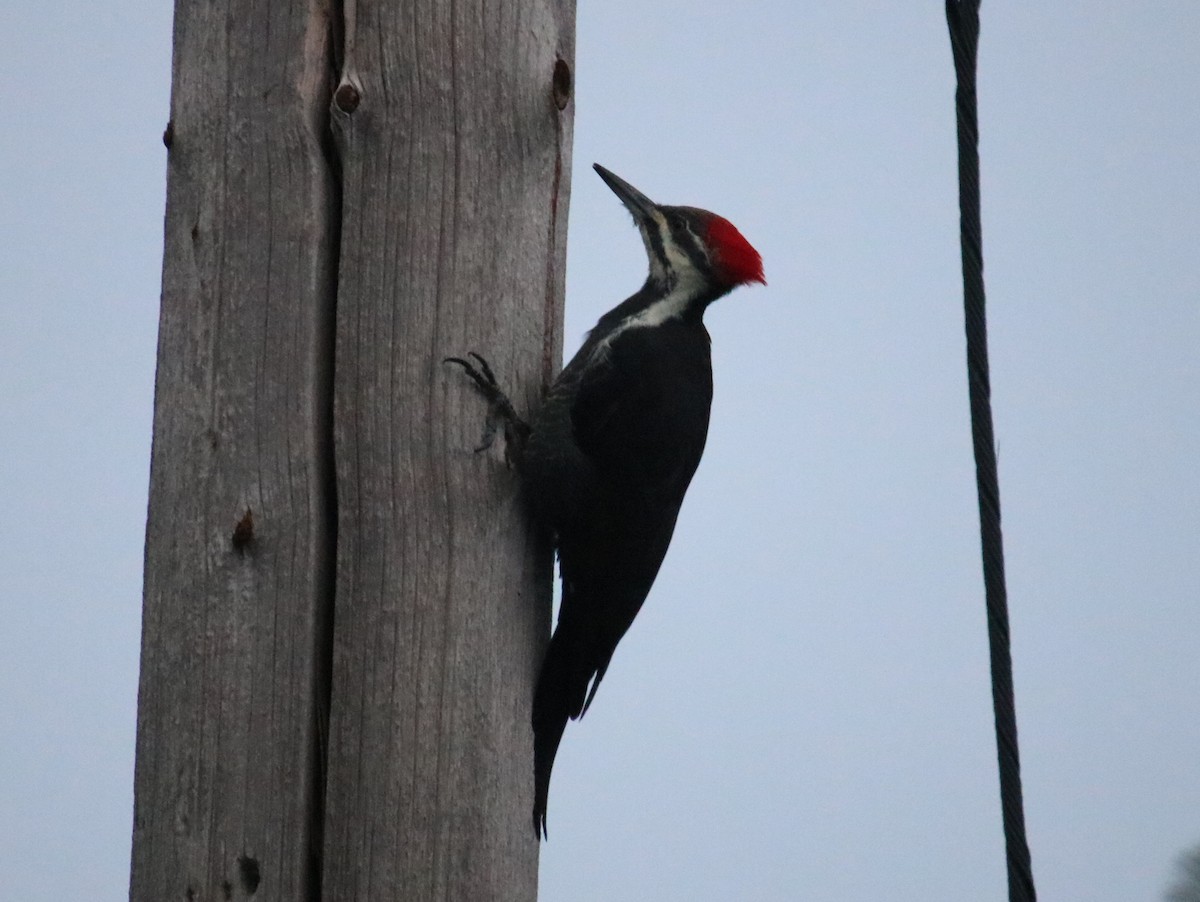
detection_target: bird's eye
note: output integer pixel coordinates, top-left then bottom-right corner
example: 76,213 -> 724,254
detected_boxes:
667,213 -> 687,230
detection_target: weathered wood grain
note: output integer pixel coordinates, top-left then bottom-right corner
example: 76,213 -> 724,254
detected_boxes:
321,1 -> 575,899
131,2 -> 338,899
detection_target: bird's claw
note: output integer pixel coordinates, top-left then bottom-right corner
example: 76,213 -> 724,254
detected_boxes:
444,354 -> 502,451
444,352 -> 499,394
444,352 -> 530,462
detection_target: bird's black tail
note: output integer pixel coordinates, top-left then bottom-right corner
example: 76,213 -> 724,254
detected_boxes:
531,621 -> 596,839
532,707 -> 567,840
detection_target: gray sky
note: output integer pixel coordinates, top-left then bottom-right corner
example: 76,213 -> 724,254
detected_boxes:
2,2 -> 1197,900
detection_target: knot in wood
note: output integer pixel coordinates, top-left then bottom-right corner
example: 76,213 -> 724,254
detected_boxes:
334,83 -> 361,114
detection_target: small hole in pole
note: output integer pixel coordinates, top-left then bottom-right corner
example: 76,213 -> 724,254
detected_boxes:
238,856 -> 261,894
552,59 -> 572,111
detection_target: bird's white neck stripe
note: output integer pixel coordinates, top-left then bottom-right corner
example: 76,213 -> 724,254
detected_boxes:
623,281 -> 695,330
589,217 -> 708,360
591,280 -> 699,363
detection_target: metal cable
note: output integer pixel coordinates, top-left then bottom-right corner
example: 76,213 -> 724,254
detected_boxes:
944,3 -> 1038,900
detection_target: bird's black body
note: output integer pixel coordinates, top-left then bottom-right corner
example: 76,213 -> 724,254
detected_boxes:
524,305 -> 714,835
448,165 -> 763,838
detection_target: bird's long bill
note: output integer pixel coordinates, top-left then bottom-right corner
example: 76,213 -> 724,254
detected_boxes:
593,163 -> 658,224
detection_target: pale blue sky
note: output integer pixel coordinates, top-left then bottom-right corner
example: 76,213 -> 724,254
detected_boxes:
1,3 -> 1197,900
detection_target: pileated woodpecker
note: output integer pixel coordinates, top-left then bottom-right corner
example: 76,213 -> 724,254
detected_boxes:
448,163 -> 764,838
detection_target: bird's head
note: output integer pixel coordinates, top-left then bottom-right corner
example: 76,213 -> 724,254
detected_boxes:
594,163 -> 765,300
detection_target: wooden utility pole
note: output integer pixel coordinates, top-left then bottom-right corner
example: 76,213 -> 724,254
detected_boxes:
131,0 -> 574,898
322,0 -> 574,898
131,1 -> 338,898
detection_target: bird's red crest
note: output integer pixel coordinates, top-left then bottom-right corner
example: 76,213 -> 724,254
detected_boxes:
706,216 -> 765,287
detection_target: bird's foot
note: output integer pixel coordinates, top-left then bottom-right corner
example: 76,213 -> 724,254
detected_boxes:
444,352 -> 531,464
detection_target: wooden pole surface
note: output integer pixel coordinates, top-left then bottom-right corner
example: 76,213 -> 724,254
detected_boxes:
322,1 -> 573,899
131,1 -> 337,899
132,0 -> 574,899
